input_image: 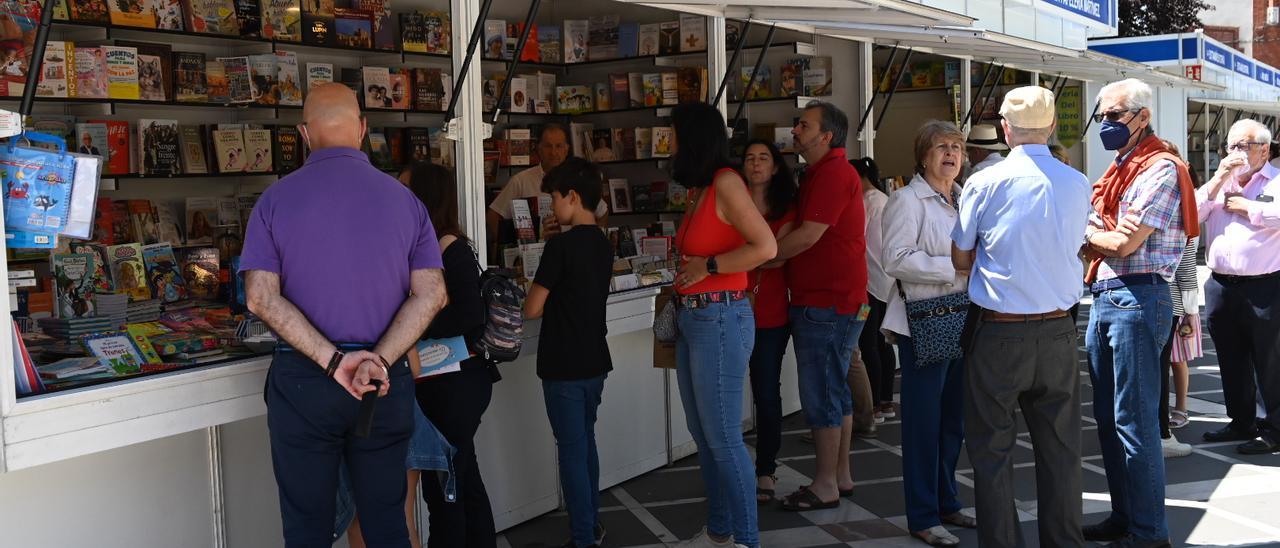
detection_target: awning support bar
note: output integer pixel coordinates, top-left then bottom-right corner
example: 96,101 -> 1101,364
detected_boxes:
444,0 -> 497,126
20,0 -> 56,117
490,0 -> 543,123
712,19 -> 753,107
856,45 -> 900,135
1208,105 -> 1226,146
961,62 -> 997,127
874,47 -> 914,131
1079,98 -> 1101,142
974,64 -> 1006,127
1189,101 -> 1207,137
731,24 -> 777,132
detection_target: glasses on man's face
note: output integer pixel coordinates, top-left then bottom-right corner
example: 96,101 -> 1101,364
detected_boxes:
1091,108 -> 1142,124
1225,141 -> 1267,154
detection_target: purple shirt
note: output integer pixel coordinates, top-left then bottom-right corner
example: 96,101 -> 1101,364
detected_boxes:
239,147 -> 443,343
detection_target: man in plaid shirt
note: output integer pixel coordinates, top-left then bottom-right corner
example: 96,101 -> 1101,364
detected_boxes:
1080,79 -> 1196,548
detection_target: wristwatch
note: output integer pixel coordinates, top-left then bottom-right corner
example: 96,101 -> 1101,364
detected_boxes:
706,255 -> 719,275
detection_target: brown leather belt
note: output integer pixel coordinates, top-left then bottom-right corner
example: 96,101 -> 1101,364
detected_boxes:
981,310 -> 1070,323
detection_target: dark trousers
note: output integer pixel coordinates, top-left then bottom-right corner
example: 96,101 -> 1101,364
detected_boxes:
1160,321 -> 1178,439
966,317 -> 1083,548
897,336 -> 965,532
748,325 -> 790,477
1205,273 -> 1280,439
543,375 -> 607,548
417,364 -> 497,548
266,350 -> 416,548
860,295 -> 896,404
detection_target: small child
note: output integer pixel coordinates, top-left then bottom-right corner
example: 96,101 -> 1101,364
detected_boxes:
523,157 -> 614,548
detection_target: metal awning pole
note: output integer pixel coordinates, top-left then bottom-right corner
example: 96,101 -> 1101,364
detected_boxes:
711,20 -> 752,107
1079,98 -> 1101,141
874,47 -> 914,131
974,64 -> 1006,126
443,0 -> 496,126
1188,101 -> 1207,136
730,24 -> 776,131
490,0 -> 542,123
19,0 -> 56,117
856,45 -> 899,135
961,61 -> 997,127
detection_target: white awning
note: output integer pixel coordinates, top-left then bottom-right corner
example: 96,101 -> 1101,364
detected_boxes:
1189,98 -> 1280,118
617,0 -> 974,29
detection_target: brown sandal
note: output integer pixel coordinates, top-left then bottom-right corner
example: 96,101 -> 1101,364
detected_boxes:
779,486 -> 839,511
756,475 -> 777,504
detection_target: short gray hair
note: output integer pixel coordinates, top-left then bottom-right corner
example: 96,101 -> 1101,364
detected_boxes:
1098,78 -> 1153,112
1228,118 -> 1273,145
803,101 -> 849,148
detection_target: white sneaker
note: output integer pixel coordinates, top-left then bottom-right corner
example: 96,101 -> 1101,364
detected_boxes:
674,527 -> 736,547
1162,434 -> 1192,458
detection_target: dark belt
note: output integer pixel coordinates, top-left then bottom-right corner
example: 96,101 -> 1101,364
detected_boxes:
1090,273 -> 1166,294
277,342 -> 376,353
676,290 -> 748,309
1212,270 -> 1280,284
981,309 -> 1070,323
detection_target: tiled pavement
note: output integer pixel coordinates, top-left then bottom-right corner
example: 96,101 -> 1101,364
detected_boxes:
499,306 -> 1280,547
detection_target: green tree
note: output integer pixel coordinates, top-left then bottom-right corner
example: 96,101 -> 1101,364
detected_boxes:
1119,0 -> 1214,37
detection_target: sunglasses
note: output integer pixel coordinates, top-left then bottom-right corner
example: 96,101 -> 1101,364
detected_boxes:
1091,108 -> 1142,124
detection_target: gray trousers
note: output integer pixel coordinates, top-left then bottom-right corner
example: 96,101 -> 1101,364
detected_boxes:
964,316 -> 1084,548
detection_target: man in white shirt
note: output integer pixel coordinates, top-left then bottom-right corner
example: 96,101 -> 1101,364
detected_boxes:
486,124 -> 609,247
965,124 -> 1007,176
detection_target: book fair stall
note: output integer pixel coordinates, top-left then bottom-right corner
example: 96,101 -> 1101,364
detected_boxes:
0,0 -> 1219,545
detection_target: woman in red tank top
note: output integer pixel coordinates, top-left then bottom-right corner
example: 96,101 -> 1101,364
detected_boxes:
669,103 -> 776,548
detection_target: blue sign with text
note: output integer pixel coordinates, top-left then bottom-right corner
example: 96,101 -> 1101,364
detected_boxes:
1037,0 -> 1115,30
1203,41 -> 1232,71
1258,66 -> 1273,86
1235,55 -> 1254,78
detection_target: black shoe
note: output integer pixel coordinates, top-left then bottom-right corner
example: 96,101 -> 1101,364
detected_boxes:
1112,534 -> 1172,548
1203,425 -> 1258,442
1082,519 -> 1127,542
1236,437 -> 1280,455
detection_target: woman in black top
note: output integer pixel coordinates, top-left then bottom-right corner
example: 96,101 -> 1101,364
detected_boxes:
402,162 -> 499,548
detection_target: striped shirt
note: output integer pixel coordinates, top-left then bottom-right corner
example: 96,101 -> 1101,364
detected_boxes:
1094,159 -> 1187,281
1169,236 -> 1199,317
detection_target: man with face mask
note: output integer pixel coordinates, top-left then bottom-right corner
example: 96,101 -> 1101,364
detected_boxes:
1196,118 -> 1280,455
1080,79 -> 1200,548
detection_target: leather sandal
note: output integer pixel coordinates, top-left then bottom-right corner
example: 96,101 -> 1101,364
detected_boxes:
756,475 -> 778,504
779,486 -> 839,511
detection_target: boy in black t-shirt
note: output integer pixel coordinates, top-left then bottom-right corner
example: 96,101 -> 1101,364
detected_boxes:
523,157 -> 614,548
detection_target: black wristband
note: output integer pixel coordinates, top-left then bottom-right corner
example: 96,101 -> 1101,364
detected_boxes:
706,255 -> 719,275
325,350 -> 344,378
377,354 -> 393,371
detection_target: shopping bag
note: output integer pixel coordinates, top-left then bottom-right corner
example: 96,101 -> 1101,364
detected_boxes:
1,131 -> 77,236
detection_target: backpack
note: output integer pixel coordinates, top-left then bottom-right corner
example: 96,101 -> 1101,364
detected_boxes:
477,267 -> 526,362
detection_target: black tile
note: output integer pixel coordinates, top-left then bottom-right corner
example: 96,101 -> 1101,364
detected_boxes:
502,507 -> 650,548
950,519 -> 1041,545
756,499 -> 823,531
621,467 -> 706,504
1188,374 -> 1225,393
1201,444 -> 1280,466
820,518 -> 904,541
844,478 -> 975,519
1161,452 -> 1242,485
599,490 -> 621,508
963,462 -> 1104,503
647,502 -> 712,541
1196,391 -> 1227,404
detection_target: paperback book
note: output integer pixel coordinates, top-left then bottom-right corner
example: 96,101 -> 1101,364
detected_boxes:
274,126 -> 301,172
52,253 -> 97,318
83,332 -> 145,374
212,129 -> 247,173
483,19 -> 505,59
422,10 -> 450,54
109,0 -> 156,27
181,247 -> 220,299
658,21 -> 679,55
205,59 -> 229,104
173,51 -> 208,102
261,0 -> 301,41
248,53 -> 278,104
74,122 -> 108,158
137,54 -> 164,100
638,23 -> 659,56
388,71 -> 410,110
334,8 -> 373,49
539,25 -> 560,63
218,56 -> 253,103
73,46 -> 107,98
276,52 -> 302,106
107,243 -> 151,301
178,125 -> 208,174
137,119 -> 180,175
400,11 -> 427,52
73,242 -> 114,294
243,129 -> 272,172
91,119 -> 131,174
563,19 -> 588,63
127,199 -> 160,244
302,0 -> 335,46
354,0 -> 393,50
69,0 -> 110,23
362,67 -> 392,108
587,14 -> 619,61
184,197 -> 218,245
103,45 -> 140,100
141,243 -> 188,302
234,0 -> 262,37
412,67 -> 445,111
679,14 -> 706,52
556,85 -> 593,114
306,62 -> 333,91
35,41 -> 72,98
149,0 -> 184,30
182,0 -> 239,34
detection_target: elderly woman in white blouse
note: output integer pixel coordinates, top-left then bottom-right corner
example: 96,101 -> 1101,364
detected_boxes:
882,120 -> 974,546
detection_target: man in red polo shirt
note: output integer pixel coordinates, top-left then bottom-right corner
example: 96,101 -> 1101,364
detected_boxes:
773,101 -> 870,511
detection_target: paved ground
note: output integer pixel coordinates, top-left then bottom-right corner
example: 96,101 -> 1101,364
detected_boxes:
499,305 -> 1280,547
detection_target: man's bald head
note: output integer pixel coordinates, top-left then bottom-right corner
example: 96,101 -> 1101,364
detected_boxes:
300,83 -> 366,150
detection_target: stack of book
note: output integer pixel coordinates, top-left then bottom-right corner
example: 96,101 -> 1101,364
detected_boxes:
96,293 -> 129,328
127,299 -> 163,323
37,317 -> 116,341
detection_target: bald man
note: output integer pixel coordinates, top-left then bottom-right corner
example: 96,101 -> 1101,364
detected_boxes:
241,83 -> 448,547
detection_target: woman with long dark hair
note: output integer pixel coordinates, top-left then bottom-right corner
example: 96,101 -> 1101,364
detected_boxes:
670,103 -> 777,548
740,139 -> 797,504
852,157 -> 898,421
403,162 -> 499,548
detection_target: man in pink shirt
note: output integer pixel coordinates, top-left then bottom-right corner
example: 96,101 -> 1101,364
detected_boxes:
1197,118 -> 1280,455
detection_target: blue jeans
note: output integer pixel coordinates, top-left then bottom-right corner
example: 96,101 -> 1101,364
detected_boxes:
676,299 -> 759,548
543,375 -> 607,548
1086,282 -> 1173,542
790,306 -> 865,428
897,336 -> 965,532
749,325 -> 790,477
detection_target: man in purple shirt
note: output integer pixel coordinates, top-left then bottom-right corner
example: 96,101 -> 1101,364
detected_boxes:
241,83 -> 447,547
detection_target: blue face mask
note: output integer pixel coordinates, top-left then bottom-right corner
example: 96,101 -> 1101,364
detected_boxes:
1099,119 -> 1133,151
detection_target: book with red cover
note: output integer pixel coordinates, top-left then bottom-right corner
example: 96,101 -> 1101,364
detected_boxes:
90,119 -> 131,174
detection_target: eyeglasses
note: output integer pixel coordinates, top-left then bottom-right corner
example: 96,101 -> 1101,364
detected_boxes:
1225,141 -> 1268,153
1091,108 -> 1142,124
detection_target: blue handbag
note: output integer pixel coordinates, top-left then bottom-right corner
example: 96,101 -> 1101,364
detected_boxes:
898,281 -> 970,367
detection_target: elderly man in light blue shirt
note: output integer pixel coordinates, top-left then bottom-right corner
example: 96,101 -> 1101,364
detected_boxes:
950,86 -> 1091,548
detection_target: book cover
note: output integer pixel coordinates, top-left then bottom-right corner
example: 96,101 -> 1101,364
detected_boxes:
83,332 -> 145,374
679,14 -> 705,52
590,128 -> 615,162
211,128 -> 246,173
261,0 -> 301,41
205,59 -> 229,104
127,199 -> 159,244
569,122 -> 593,159
539,25 -> 560,63
218,56 -> 252,103
305,62 -> 333,92
246,53 -> 276,105
635,127 -> 651,159
75,242 -> 114,293
52,0 -> 70,20
608,178 -> 631,213
609,73 -> 628,111
107,243 -> 151,301
483,19 -> 505,59
638,23 -> 659,56
423,10 -> 450,54
109,0 -> 156,27
556,85 -> 593,114
587,14 -> 619,61
184,197 -> 218,245
243,128 -> 272,172
366,130 -> 390,169
354,0 -> 393,50
103,46 -> 139,100
182,0 -> 238,34
35,41 -> 72,98
407,127 -> 430,162
141,243 -> 187,302
235,193 -> 258,228
507,76 -> 527,113
273,125 -> 301,172
614,127 -> 633,161
658,21 -> 679,55
178,125 -> 208,174
804,56 -> 832,96
652,126 -> 672,157
615,21 -> 639,58
173,51 -> 208,102
339,66 -> 362,95
593,82 -> 610,111
563,19 -> 587,63
123,324 -> 165,364
361,66 -> 391,109
680,66 -> 706,103
626,72 -> 643,107
0,4 -> 35,96
74,122 -> 108,159
413,336 -> 469,378
334,7 -> 372,49
73,46 -> 107,98
301,0 -> 334,46
388,71 -> 410,110
91,198 -> 116,244
113,42 -> 173,102
108,200 -> 134,242
385,127 -> 404,166
515,22 -> 539,62
661,72 -> 678,105
136,54 -> 164,100
181,247 -> 220,299
148,0 -> 183,29
155,202 -> 182,244
642,73 -> 660,107
52,253 -> 97,318
138,119 -> 180,175
69,0 -> 110,23
412,67 -> 444,111
88,119 -> 131,174
234,0 -> 261,37
400,11 -> 426,52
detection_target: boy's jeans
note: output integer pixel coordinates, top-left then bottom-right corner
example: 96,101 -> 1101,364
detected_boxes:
543,374 -> 607,548
1086,281 -> 1172,542
676,298 -> 760,548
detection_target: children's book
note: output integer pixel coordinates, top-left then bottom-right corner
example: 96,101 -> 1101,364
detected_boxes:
563,19 -> 588,63
73,46 -> 107,98
137,54 -> 164,100
182,0 -> 239,35
35,41 -> 73,98
652,126 -> 672,158
261,0 -> 301,41
556,85 -> 593,114
72,242 -> 114,293
107,243 -> 151,301
275,51 -> 302,106
110,0 -> 156,27
69,0 -> 110,23
82,332 -> 145,374
181,247 -> 220,299
141,243 -> 188,302
52,252 -> 97,318
103,46 -> 139,100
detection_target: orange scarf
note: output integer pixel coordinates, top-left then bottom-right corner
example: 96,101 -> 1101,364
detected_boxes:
1086,134 -> 1200,283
